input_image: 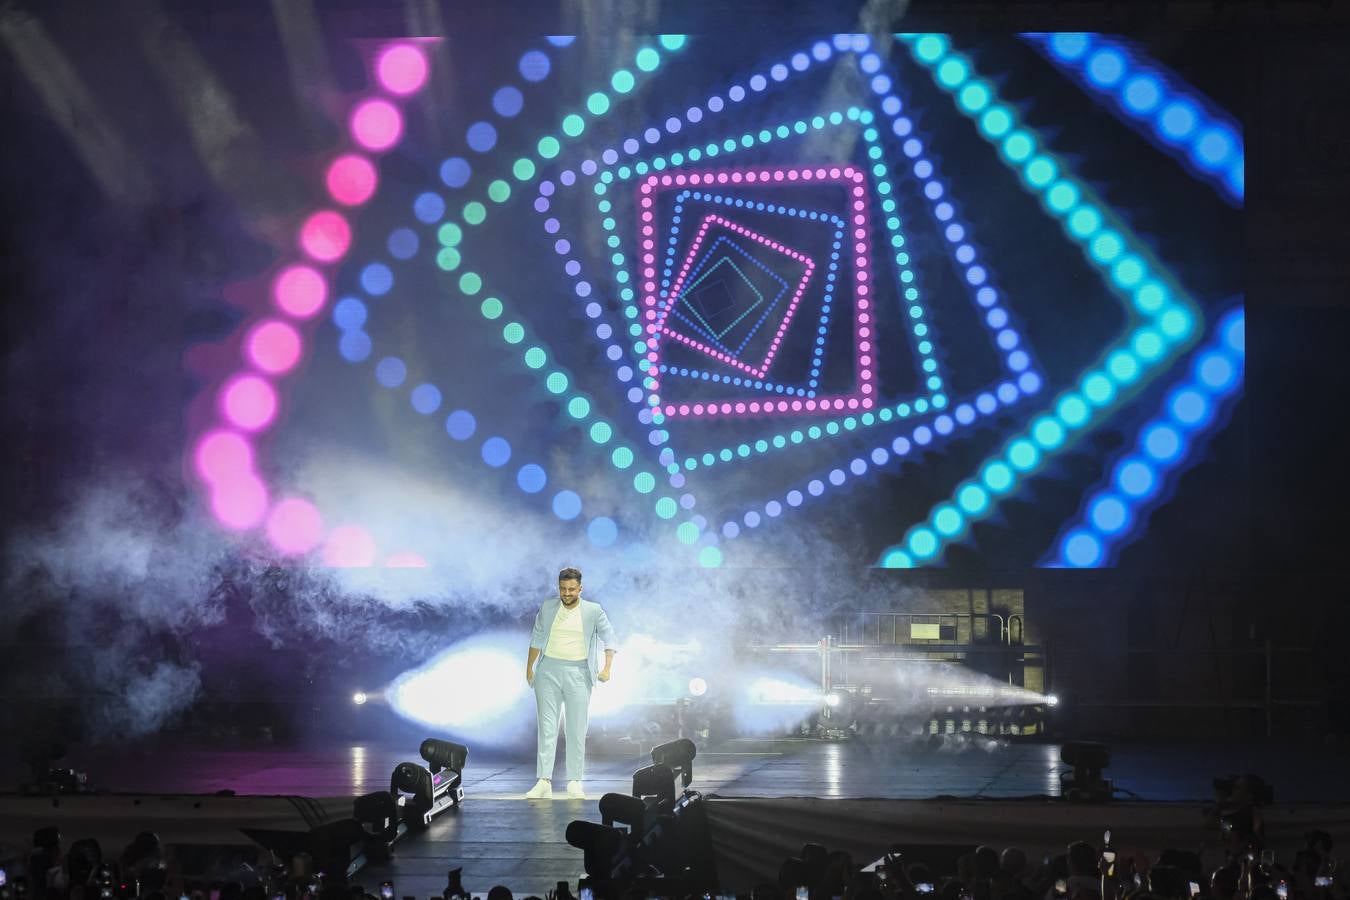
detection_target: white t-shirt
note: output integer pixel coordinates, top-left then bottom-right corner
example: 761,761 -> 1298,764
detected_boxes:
544,601 -> 587,661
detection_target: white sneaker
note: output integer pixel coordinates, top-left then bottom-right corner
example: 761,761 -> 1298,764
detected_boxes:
525,778 -> 553,799
566,780 -> 586,799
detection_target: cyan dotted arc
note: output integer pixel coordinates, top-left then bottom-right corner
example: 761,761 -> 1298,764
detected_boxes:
1020,32 -> 1243,205
1046,305 -> 1244,567
877,33 -> 1207,567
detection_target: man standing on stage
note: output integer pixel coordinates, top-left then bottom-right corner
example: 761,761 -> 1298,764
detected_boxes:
524,566 -> 617,800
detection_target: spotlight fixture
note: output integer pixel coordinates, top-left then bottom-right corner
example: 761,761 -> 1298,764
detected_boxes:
630,738 -> 698,805
353,691 -> 369,705
632,764 -> 680,807
688,677 -> 708,697
819,689 -> 859,740
1047,694 -> 1060,707
353,790 -> 398,840
239,742 -> 464,886
600,791 -> 654,829
19,740 -> 90,795
650,738 -> 697,788
566,820 -> 632,884
1060,740 -> 1113,802
567,739 -> 717,895
420,738 -> 469,776
390,762 -> 434,812
350,789 -> 399,866
388,738 -> 469,831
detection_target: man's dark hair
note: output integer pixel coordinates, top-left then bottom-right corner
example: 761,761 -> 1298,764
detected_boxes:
558,566 -> 583,583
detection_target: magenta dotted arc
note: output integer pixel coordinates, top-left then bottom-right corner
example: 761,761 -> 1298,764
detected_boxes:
189,41 -> 435,567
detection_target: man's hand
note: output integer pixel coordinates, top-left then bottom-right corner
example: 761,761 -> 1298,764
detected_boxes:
597,667 -> 611,683
526,667 -> 534,686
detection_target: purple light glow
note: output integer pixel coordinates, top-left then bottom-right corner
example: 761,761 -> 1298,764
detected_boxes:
350,99 -> 403,151
376,44 -> 429,95
191,40 -> 431,546
194,429 -> 253,484
326,154 -> 377,206
323,524 -> 378,567
246,320 -> 302,374
211,475 -> 268,530
266,497 -> 324,555
273,265 -> 327,318
220,375 -> 278,432
299,210 -> 352,262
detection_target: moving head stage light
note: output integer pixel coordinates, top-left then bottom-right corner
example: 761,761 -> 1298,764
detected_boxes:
650,737 -> 696,783
567,739 -> 716,897
242,739 -> 467,881
1060,740 -> 1112,802
391,739 -> 468,828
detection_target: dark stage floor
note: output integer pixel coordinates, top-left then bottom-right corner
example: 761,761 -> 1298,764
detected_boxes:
5,739 -> 1349,896
22,736 -> 1349,801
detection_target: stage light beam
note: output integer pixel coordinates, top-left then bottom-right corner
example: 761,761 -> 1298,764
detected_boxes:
268,0 -> 337,135
386,632 -> 533,744
0,7 -> 152,208
126,0 -> 304,226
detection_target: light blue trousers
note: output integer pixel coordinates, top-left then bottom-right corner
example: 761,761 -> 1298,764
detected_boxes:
533,656 -> 592,781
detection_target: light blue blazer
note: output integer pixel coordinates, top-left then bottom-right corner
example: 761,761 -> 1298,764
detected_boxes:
530,597 -> 618,685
